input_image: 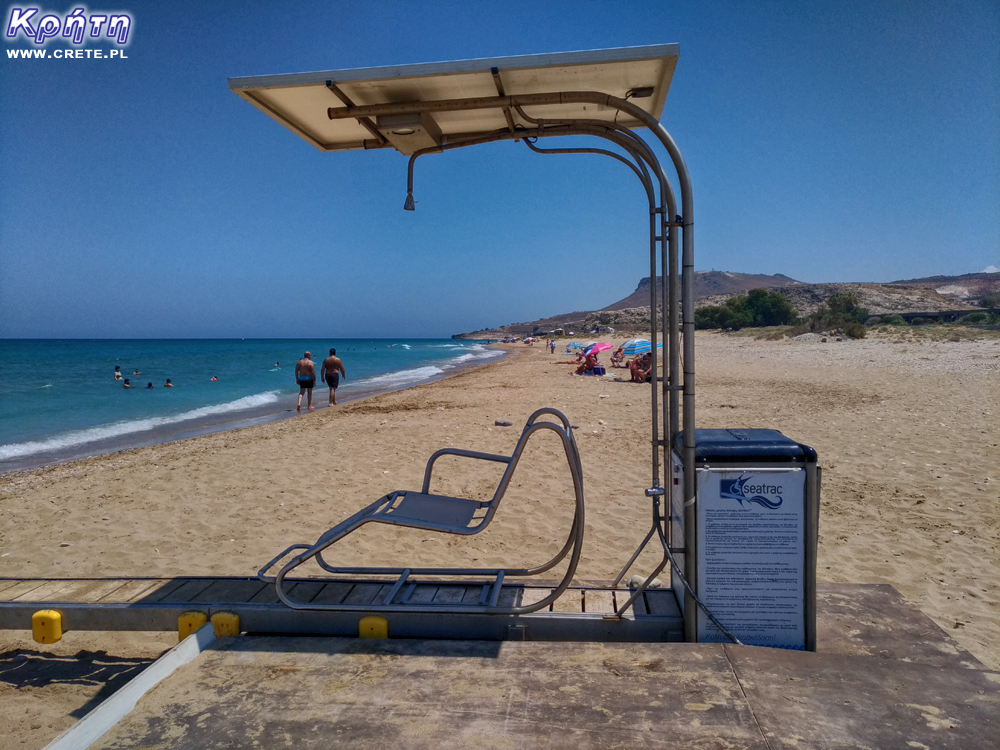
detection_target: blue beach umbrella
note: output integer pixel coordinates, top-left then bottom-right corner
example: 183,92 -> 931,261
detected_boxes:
620,339 -> 663,356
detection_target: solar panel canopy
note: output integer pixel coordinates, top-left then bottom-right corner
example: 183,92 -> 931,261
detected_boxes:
228,45 -> 678,154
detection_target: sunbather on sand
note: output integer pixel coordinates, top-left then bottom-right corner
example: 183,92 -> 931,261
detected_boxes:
574,352 -> 599,375
629,353 -> 652,382
611,347 -> 624,367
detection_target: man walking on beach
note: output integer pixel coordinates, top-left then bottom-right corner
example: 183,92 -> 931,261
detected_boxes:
321,348 -> 346,406
295,352 -> 316,412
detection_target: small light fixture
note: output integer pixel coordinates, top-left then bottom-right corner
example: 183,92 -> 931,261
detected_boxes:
403,193 -> 415,211
376,113 -> 442,155
626,86 -> 654,99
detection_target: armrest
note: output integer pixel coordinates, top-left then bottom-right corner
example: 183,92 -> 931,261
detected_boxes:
421,447 -> 512,494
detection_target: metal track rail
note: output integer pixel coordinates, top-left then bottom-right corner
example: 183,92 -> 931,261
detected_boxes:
0,577 -> 682,642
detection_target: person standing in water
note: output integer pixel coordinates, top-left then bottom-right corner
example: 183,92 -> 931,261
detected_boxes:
295,352 -> 316,412
320,348 -> 346,406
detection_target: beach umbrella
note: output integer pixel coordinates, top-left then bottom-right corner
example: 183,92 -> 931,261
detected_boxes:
583,342 -> 613,355
621,339 -> 663,356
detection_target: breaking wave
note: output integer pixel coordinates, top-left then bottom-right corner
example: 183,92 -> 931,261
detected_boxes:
0,391 -> 281,460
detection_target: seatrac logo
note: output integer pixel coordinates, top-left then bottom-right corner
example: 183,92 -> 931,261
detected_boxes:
5,6 -> 132,45
719,474 -> 784,509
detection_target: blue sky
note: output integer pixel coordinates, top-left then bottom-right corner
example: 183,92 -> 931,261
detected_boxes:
1,0 -> 997,338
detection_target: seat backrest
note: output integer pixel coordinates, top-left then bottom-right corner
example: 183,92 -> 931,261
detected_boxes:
480,408 -> 582,528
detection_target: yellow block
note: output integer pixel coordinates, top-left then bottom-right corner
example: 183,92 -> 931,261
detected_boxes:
359,615 -> 388,639
32,610 -> 62,644
178,611 -> 208,640
211,612 -> 240,637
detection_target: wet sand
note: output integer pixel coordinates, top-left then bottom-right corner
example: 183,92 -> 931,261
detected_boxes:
1,329 -> 997,746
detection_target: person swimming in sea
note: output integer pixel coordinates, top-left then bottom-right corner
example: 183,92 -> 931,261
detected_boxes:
164,379 -> 174,387
123,378 -> 131,388
114,365 -> 123,381
146,382 -> 154,389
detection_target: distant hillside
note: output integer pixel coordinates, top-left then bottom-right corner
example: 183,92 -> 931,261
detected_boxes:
886,272 -> 1000,303
452,271 -> 993,338
604,272 -> 801,311
697,283 -> 980,317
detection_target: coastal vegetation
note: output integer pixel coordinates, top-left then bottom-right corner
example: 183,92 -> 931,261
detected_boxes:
694,288 -> 799,330
799,292 -> 869,338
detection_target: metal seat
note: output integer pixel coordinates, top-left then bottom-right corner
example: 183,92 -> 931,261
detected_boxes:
258,408 -> 585,614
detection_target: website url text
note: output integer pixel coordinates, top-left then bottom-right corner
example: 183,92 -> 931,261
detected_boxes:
7,48 -> 127,58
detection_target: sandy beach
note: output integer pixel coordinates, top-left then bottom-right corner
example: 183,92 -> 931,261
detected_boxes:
1,329 -> 997,746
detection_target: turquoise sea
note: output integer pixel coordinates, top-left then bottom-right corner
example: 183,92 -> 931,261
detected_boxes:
0,339 -> 500,472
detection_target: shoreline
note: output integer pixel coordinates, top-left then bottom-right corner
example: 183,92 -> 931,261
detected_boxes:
0,348 -> 507,475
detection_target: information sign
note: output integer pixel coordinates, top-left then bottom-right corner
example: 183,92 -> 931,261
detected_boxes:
695,468 -> 806,648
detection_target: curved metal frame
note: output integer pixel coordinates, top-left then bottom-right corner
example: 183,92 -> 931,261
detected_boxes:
257,408 -> 586,615
398,113 -> 696,630
324,91 -> 700,638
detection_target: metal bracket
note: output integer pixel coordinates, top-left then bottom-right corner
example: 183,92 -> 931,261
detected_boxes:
506,624 -> 525,641
491,67 -> 518,135
326,81 -> 386,145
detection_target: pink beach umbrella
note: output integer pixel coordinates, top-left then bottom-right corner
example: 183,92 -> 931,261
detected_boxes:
583,342 -> 614,355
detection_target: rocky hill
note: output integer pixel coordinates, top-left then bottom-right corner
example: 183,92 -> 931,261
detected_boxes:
452,271 -> 995,338
886,272 -> 1000,303
697,282 -> 980,316
604,272 -> 801,311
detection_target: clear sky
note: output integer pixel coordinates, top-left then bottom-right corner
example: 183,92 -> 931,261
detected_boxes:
1,0 -> 997,338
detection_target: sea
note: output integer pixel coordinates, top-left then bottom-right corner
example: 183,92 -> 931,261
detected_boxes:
0,339 -> 501,473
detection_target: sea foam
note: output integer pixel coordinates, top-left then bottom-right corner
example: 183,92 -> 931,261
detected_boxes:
353,366 -> 445,390
0,390 -> 281,460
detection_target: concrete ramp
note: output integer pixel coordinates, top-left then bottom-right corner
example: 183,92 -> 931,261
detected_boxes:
84,637 -> 998,749
16,584 -> 989,749
80,585 -> 997,750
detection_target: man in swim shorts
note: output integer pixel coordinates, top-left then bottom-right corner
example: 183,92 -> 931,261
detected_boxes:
321,348 -> 346,406
295,352 -> 316,412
